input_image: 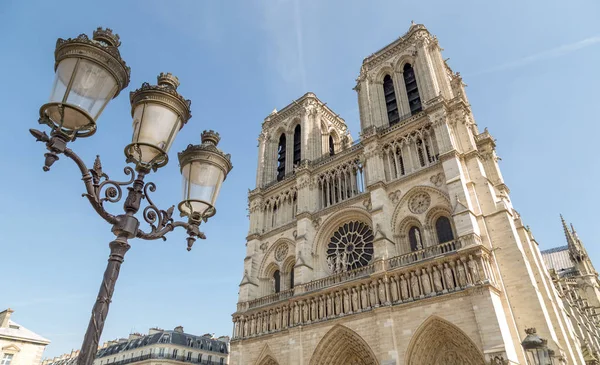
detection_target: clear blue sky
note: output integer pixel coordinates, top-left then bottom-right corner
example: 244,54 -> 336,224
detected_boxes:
1,0 -> 599,359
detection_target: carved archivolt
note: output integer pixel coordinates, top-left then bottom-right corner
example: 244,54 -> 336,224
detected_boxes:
391,186 -> 450,231
259,238 -> 295,278
405,316 -> 486,365
309,325 -> 378,365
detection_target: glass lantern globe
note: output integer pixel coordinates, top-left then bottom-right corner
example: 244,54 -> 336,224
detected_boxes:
40,27 -> 130,139
522,328 -> 553,365
178,131 -> 233,221
125,73 -> 192,172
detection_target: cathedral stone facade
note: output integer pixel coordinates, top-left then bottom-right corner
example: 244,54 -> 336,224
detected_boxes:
230,23 -> 600,365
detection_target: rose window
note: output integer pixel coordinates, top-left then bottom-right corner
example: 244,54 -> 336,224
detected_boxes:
326,221 -> 374,273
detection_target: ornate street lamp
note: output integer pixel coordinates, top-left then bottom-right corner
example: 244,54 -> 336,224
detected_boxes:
521,328 -> 555,365
29,28 -> 232,365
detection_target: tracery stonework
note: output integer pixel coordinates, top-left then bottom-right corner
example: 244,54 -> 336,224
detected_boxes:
326,221 -> 374,273
408,192 -> 431,214
274,243 -> 288,262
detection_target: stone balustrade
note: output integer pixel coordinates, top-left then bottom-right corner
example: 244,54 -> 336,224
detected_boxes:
232,241 -> 497,341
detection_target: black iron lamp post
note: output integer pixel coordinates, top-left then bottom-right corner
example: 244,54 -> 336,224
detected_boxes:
521,328 -> 564,365
29,28 -> 232,365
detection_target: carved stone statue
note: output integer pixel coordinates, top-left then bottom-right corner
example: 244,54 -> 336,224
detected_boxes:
369,281 -> 377,307
341,251 -> 348,272
327,255 -> 336,273
443,262 -> 455,290
302,300 -> 309,322
343,289 -> 351,314
433,266 -> 443,292
262,311 -> 268,333
390,276 -> 399,302
243,317 -> 248,337
421,269 -> 432,295
269,309 -> 275,331
360,284 -> 369,309
400,274 -> 409,300
352,287 -> 360,311
310,298 -> 317,321
415,229 -> 423,250
270,277 -> 276,293
275,308 -> 281,330
378,278 -> 387,305
468,256 -> 480,283
456,261 -> 467,287
293,302 -> 300,325
282,305 -> 289,328
335,292 -> 342,315
335,253 -> 343,273
251,314 -> 257,335
318,295 -> 325,319
411,272 -> 421,297
326,294 -> 333,317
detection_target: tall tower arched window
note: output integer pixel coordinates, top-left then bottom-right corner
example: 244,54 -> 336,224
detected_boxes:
383,74 -> 400,125
293,125 -> 301,166
277,134 -> 286,181
290,268 -> 294,289
273,270 -> 281,293
408,226 -> 423,251
435,216 -> 454,243
329,135 -> 335,156
403,63 -> 422,115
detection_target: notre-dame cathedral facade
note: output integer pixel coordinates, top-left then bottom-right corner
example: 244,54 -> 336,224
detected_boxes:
230,23 -> 600,365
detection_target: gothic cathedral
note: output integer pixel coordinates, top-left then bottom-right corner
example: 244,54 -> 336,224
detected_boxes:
230,23 -> 600,365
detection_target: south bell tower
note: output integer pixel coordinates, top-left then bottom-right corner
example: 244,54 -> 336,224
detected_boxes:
231,23 -> 594,365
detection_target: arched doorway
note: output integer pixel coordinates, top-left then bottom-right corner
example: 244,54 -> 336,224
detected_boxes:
309,325 -> 378,365
406,316 -> 486,365
258,356 -> 279,365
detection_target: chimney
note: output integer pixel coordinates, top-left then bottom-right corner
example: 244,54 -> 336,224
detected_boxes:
148,327 -> 163,335
128,333 -> 142,340
174,326 -> 184,333
0,308 -> 14,328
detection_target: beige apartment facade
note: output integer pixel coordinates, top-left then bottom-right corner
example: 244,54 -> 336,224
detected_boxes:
230,23 -> 600,365
0,308 -> 50,365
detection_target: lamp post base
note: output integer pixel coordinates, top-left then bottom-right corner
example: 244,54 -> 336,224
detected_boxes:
77,237 -> 130,365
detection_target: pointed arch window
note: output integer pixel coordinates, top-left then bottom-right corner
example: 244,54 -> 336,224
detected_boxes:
408,226 -> 423,251
277,134 -> 286,181
293,125 -> 301,165
383,74 -> 400,125
290,268 -> 294,289
329,135 -> 335,156
273,270 -> 281,293
403,64 -> 422,115
435,216 -> 454,243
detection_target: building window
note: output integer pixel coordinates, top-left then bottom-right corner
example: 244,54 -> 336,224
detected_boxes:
198,353 -> 203,362
403,63 -> 422,115
208,355 -> 212,363
329,135 -> 335,156
290,268 -> 294,289
383,74 -> 399,125
293,125 -> 301,165
173,349 -> 178,358
158,348 -> 165,358
327,221 -> 374,272
187,351 -> 192,360
220,357 -> 225,365
435,216 -> 454,243
273,270 -> 281,293
1,354 -> 13,365
408,226 -> 423,251
277,133 -> 286,181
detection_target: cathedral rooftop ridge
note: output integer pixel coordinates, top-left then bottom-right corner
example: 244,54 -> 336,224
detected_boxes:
360,22 -> 431,72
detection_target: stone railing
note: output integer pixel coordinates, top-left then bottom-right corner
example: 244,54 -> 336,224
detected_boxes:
301,262 -> 377,293
243,289 -> 294,311
232,243 -> 497,340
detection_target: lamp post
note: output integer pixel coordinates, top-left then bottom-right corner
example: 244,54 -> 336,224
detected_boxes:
29,28 -> 233,365
521,328 -> 560,365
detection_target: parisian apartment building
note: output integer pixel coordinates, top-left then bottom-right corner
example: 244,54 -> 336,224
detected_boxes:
229,22 -> 600,365
41,326 -> 229,365
0,308 -> 50,365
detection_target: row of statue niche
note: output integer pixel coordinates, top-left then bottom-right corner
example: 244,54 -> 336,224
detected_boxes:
327,250 -> 351,274
235,256 -> 484,339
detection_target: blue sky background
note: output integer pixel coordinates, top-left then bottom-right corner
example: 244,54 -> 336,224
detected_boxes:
1,0 -> 599,359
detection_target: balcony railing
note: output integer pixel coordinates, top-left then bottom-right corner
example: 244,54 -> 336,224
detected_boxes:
101,353 -> 225,365
237,234 -> 485,312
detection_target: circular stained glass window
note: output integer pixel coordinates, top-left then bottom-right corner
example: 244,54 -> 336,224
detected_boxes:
326,221 -> 374,273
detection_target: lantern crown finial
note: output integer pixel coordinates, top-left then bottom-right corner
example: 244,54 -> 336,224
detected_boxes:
158,72 -> 180,90
201,130 -> 221,146
93,27 -> 121,47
